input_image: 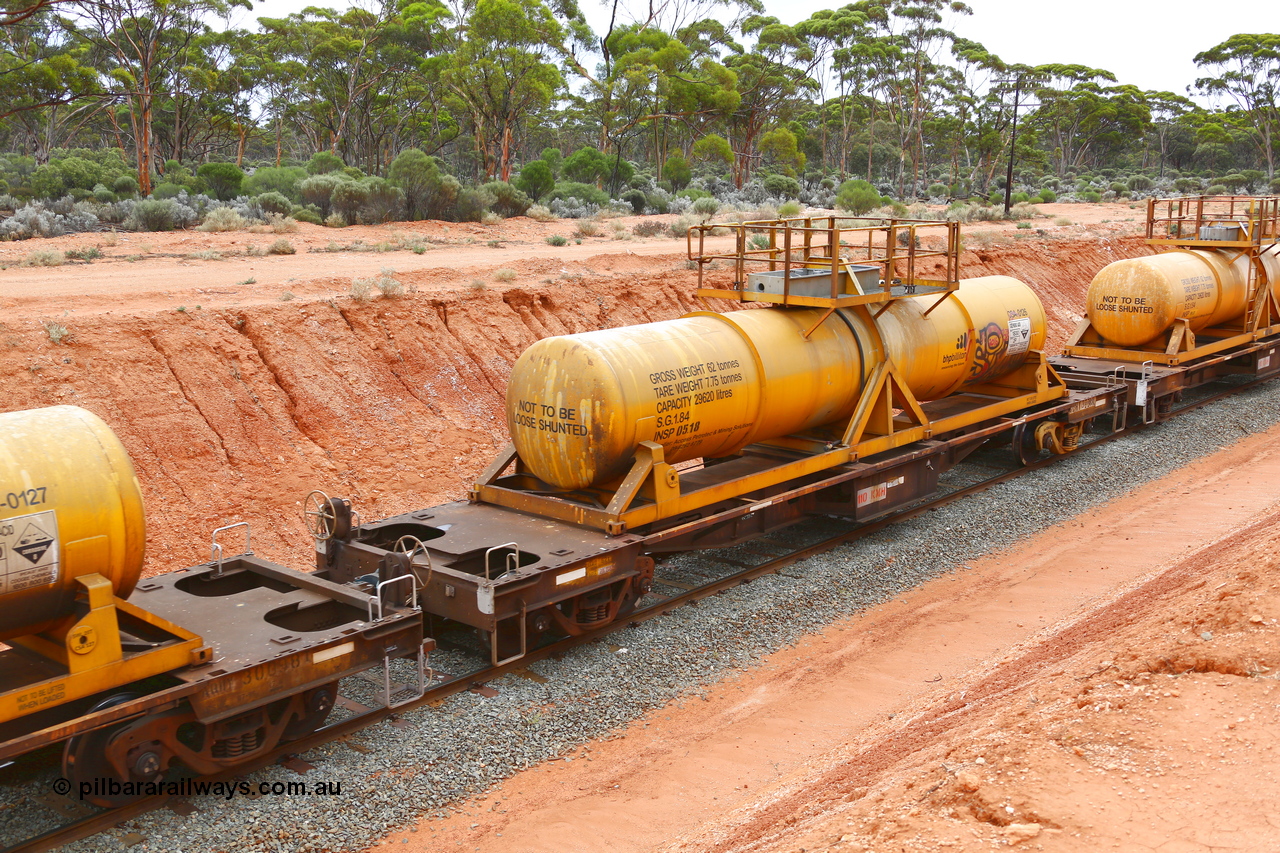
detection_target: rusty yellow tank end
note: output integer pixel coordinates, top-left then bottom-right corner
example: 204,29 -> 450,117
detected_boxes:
1064,195 -> 1280,365
0,572 -> 208,726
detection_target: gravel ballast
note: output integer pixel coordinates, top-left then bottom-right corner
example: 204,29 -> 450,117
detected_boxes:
13,378 -> 1278,853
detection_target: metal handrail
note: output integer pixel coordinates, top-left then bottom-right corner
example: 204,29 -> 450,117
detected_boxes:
210,521 -> 252,578
484,542 -> 520,581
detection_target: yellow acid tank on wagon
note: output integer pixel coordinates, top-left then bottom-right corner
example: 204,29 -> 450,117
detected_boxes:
0,405 -> 146,640
1085,246 -> 1280,347
507,275 -> 1047,490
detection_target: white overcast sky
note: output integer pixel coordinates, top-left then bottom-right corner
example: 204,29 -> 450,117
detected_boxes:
230,0 -> 1265,100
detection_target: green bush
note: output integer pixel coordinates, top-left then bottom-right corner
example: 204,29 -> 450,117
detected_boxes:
1037,188 -> 1057,203
91,183 -> 117,203
360,177 -> 404,223
927,183 -> 949,199
762,173 -> 800,199
540,147 -> 563,178
455,186 -> 496,222
151,182 -> 185,199
663,153 -> 692,191
245,166 -> 308,201
692,196 -> 720,221
546,234 -> 568,246
1206,184 -> 1229,195
306,151 -> 345,175
1175,177 -> 1203,193
197,162 -> 244,201
562,146 -> 609,184
112,174 -> 138,197
1079,190 -> 1102,203
549,181 -> 609,206
1011,191 -> 1031,203
1218,173 -> 1249,191
515,160 -> 554,201
644,192 -> 669,214
256,191 -> 293,216
389,150 -> 460,220
292,208 -> 323,225
622,189 -> 646,214
777,200 -> 802,217
1269,177 -> 1280,194
1108,181 -> 1128,195
298,174 -> 343,218
481,181 -> 532,218
1127,175 -> 1154,192
331,180 -> 370,223
835,179 -> 884,215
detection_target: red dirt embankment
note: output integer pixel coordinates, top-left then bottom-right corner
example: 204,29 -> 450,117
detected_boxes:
0,232 -> 1148,573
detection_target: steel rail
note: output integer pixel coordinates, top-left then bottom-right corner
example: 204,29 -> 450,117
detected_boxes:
5,374 -> 1269,853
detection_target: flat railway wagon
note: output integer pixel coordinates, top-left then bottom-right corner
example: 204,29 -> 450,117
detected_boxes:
2,198 -> 1278,846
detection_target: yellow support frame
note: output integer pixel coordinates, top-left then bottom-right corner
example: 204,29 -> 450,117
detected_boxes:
0,574 -> 207,725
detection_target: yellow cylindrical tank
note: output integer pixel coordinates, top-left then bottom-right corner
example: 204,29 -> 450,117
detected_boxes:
507,275 -> 1047,489
0,406 -> 146,640
1085,247 -> 1280,347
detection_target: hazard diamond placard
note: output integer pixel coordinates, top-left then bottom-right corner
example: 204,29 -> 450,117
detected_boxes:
0,510 -> 59,594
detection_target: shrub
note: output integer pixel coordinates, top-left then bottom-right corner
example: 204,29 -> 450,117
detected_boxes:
546,234 -> 568,246
1206,184 -> 1228,195
1175,177 -> 1203,193
526,204 -> 556,222
299,174 -> 343,218
293,208 -> 323,225
927,183 -> 949,199
663,153 -> 692,190
91,183 -> 117,203
515,160 -> 554,201
540,147 -> 563,178
127,198 -> 185,231
151,182 -> 186,200
42,319 -> 71,344
112,174 -> 139,197
668,214 -> 693,239
349,278 -> 373,301
1269,177 -> 1280,194
762,173 -> 801,199
1108,181 -> 1128,195
575,219 -> 601,238
692,196 -> 720,222
481,210 -> 502,225
64,245 -> 101,261
255,191 -> 293,217
360,177 -> 404,223
777,200 -> 802,218
549,181 -> 609,207
1037,188 -> 1057,203
244,166 -> 307,200
622,189 -> 647,214
562,146 -> 610,184
1011,191 -> 1031,203
198,206 -> 249,232
267,238 -> 295,255
388,150 -> 460,221
1127,175 -> 1154,192
835,179 -> 884,215
481,181 -> 532,218
331,180 -> 370,223
1218,173 -> 1249,191
633,219 -> 667,238
196,163 -> 245,201
493,268 -> 517,282
373,267 -> 403,297
1079,191 -> 1102,203
266,213 -> 298,233
1016,221 -> 1032,229
1054,216 -> 1072,226
24,249 -> 63,266
306,151 -> 345,175
456,186 -> 496,222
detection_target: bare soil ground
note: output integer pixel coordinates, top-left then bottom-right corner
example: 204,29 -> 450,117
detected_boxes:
7,202 -> 1261,853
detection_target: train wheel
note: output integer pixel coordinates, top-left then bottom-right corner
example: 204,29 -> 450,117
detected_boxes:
63,694 -> 163,808
1010,421 -> 1042,467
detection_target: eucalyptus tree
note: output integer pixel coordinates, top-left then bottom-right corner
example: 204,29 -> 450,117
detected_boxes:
1029,65 -> 1150,176
72,0 -> 249,193
723,15 -> 820,187
1194,34 -> 1280,177
0,8 -> 99,159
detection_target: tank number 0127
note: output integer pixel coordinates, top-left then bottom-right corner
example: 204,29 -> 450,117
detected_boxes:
5,488 -> 47,509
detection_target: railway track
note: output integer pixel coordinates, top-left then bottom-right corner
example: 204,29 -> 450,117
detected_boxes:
7,373 -> 1268,853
